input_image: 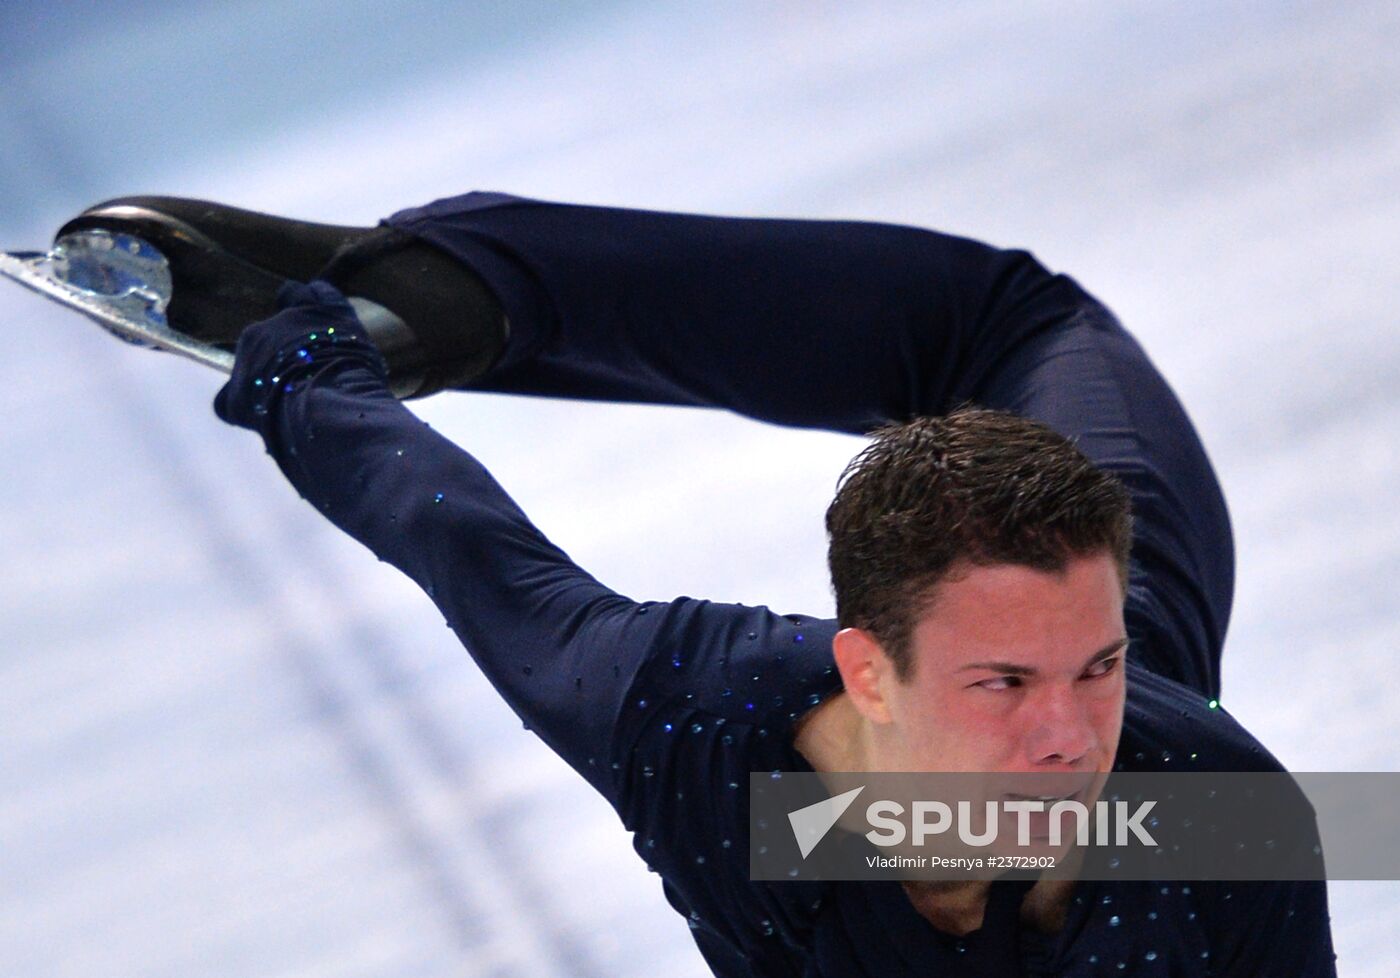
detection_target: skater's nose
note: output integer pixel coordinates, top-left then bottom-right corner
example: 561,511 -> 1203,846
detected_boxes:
1024,685 -> 1098,767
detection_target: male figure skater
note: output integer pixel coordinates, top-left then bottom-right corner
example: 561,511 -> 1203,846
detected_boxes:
65,191 -> 1336,975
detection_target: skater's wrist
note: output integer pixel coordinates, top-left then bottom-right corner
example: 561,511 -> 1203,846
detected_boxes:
214,280 -> 391,432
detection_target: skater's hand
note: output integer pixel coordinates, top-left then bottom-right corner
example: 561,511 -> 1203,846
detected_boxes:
214,280 -> 390,432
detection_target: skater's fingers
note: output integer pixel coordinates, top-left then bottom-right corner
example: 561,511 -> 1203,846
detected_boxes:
276,278 -> 353,313
212,374 -> 243,427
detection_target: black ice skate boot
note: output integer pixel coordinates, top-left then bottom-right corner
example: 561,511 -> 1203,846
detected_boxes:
55,196 -> 507,398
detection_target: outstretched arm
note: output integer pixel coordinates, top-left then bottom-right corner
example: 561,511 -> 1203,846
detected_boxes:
214,281 -> 837,809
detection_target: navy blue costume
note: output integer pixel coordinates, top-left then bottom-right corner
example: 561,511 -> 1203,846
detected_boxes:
215,193 -> 1336,976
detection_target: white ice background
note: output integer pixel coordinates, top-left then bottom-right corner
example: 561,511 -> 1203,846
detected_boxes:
1,1 -> 1397,975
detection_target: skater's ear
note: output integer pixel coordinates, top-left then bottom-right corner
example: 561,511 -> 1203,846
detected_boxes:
832,627 -> 897,725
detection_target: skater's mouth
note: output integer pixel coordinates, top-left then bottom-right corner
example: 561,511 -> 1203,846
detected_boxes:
996,777 -> 1101,843
998,773 -> 1097,802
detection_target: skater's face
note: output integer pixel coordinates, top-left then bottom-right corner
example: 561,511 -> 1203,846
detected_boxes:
837,552 -> 1127,776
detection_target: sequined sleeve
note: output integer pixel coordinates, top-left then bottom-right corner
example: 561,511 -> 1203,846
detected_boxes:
215,282 -> 840,815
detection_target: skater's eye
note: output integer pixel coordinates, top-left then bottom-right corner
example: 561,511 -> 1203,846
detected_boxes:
972,675 -> 1023,691
1081,656 -> 1121,680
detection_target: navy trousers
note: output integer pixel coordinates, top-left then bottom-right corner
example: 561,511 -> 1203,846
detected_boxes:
390,192 -> 1234,697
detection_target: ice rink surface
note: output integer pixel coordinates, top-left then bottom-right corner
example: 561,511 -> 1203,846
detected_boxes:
1,1 -> 1397,974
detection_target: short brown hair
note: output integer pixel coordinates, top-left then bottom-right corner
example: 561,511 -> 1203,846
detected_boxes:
825,408 -> 1132,678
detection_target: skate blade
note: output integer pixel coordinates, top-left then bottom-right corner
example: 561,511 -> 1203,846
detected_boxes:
0,229 -> 235,373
